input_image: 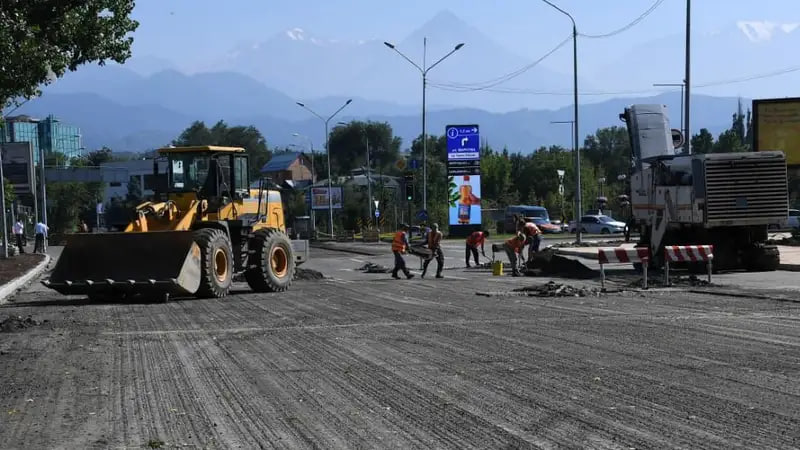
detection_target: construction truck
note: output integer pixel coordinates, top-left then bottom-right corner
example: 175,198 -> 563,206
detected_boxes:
620,104 -> 788,271
43,145 -> 309,301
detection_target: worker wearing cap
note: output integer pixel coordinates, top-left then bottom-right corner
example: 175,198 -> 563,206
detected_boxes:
465,229 -> 490,267
503,232 -> 526,277
522,221 -> 542,262
422,223 -> 444,279
391,224 -> 414,279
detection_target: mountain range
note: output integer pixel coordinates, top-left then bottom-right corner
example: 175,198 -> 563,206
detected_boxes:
13,10 -> 796,153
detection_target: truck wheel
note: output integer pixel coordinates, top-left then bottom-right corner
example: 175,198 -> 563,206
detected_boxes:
245,229 -> 295,292
601,228 -> 610,234
194,228 -> 233,298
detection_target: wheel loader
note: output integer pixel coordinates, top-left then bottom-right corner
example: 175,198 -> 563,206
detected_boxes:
43,145 -> 309,301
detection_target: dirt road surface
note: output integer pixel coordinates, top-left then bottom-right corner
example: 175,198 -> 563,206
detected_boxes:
0,247 -> 799,448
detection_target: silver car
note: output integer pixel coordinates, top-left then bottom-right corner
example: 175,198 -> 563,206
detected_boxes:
570,215 -> 626,234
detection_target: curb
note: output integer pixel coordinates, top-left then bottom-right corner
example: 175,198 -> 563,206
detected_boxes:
310,243 -> 384,257
778,264 -> 800,272
554,249 -> 599,260
0,254 -> 52,305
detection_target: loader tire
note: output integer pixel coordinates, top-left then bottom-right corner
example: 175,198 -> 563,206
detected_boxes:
194,228 -> 233,298
245,229 -> 295,293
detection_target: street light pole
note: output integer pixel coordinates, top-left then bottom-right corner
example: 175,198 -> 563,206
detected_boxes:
653,82 -> 685,138
543,0 -> 581,243
384,39 -> 465,215
296,99 -> 353,237
551,119 -> 579,240
684,0 -> 692,154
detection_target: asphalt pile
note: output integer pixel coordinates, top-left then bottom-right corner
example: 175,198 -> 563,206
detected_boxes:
628,274 -> 712,288
513,281 -> 601,297
0,315 -> 43,333
357,262 -> 391,273
525,249 -> 597,279
295,268 -> 325,280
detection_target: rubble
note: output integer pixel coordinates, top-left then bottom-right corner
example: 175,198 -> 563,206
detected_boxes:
513,281 -> 601,297
0,315 -> 42,333
524,249 -> 597,279
628,274 -> 712,288
295,268 -> 325,280
357,262 -> 391,273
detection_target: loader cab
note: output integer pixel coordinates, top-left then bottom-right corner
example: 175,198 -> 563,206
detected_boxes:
159,146 -> 250,203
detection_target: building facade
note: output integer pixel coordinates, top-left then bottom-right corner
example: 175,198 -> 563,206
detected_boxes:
1,114 -> 83,164
261,152 -> 314,185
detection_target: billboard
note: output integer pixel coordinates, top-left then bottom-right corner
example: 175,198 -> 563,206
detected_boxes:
753,97 -> 800,165
1,142 -> 36,194
446,125 -> 481,228
310,186 -> 343,209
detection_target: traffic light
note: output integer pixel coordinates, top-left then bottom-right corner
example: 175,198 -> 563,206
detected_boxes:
405,183 -> 414,201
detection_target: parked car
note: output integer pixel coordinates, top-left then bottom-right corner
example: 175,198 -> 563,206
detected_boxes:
569,215 -> 626,234
769,209 -> 800,230
530,216 -> 563,233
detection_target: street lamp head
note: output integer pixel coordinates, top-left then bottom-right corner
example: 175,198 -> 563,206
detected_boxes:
345,99 -> 352,105
455,43 -> 465,50
383,41 -> 395,49
292,132 -> 300,137
296,102 -> 305,107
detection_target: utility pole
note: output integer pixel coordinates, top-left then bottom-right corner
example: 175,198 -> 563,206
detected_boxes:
0,147 -> 7,258
684,0 -> 692,154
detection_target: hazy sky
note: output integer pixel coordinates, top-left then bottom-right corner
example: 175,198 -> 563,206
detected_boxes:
130,0 -> 799,68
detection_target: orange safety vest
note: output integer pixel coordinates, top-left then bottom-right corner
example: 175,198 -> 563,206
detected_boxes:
466,231 -> 485,247
523,222 -> 541,236
505,235 -> 525,253
391,231 -> 407,253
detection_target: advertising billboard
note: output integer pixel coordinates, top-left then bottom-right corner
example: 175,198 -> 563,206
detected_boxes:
753,97 -> 800,166
1,142 -> 36,194
446,125 -> 481,232
310,186 -> 343,209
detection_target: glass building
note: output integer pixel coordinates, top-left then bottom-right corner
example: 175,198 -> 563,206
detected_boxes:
1,114 -> 83,164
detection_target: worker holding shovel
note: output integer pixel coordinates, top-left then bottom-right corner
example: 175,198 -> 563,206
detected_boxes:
503,232 -> 526,277
465,229 -> 490,267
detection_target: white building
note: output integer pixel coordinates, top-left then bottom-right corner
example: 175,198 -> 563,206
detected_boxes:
99,159 -> 168,205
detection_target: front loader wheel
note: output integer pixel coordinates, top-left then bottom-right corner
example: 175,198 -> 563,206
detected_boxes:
194,228 -> 233,298
245,229 -> 295,292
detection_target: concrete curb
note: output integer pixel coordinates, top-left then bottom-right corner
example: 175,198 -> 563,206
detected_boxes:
778,264 -> 800,272
554,249 -> 599,260
0,254 -> 52,305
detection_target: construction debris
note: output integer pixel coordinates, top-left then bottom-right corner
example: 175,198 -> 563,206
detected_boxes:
295,268 -> 325,280
524,249 -> 597,279
0,315 -> 43,333
628,274 -> 711,288
357,262 -> 391,273
513,281 -> 601,297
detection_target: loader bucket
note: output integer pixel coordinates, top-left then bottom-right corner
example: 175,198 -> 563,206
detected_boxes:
43,231 -> 202,299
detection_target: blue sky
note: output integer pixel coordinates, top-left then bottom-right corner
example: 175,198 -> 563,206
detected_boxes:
130,0 -> 799,67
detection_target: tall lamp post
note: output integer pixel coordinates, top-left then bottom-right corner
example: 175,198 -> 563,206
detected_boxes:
296,99 -> 353,237
551,119 -> 581,242
384,39 -> 464,214
653,82 -> 686,141
543,0 -> 581,243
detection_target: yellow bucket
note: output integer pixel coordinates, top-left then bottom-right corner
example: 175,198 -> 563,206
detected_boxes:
492,260 -> 504,276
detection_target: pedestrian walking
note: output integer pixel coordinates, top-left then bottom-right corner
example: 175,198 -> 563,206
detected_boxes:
13,220 -> 25,254
503,232 -> 526,277
391,224 -> 414,280
422,223 -> 444,279
79,220 -> 89,233
465,229 -> 490,267
522,221 -> 542,262
34,221 -> 48,254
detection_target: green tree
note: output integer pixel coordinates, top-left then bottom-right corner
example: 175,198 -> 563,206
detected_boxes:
0,0 -> 139,107
173,120 -> 271,179
691,128 -> 715,154
126,176 -> 142,203
86,147 -> 113,166
328,121 -> 402,176
4,178 -> 15,206
714,129 -> 748,153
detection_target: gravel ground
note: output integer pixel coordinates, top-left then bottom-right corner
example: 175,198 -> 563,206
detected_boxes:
0,250 -> 799,448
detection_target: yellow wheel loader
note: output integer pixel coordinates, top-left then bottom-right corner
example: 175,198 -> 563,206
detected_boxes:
43,146 -> 309,301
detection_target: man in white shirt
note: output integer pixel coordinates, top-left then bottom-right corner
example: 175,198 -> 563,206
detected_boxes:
34,221 -> 48,254
12,220 -> 24,253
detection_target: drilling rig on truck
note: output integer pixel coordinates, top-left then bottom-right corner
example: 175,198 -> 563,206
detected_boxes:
43,145 -> 309,301
620,104 -> 788,271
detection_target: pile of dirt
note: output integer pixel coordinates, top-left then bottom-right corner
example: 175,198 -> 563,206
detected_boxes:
513,281 -> 600,297
0,315 -> 43,333
0,253 -> 45,285
294,268 -> 325,280
357,262 -> 391,273
628,274 -> 711,288
525,249 -> 597,279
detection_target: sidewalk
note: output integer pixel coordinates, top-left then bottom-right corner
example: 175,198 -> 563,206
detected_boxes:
554,243 -> 800,271
0,251 -> 52,305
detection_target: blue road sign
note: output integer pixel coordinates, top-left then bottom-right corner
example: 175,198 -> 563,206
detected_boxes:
416,209 -> 428,221
446,125 -> 480,161
375,209 -> 380,218
410,159 -> 419,169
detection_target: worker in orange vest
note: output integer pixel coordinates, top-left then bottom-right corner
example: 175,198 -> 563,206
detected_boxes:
522,221 -> 542,262
422,223 -> 444,279
391,224 -> 414,279
465,229 -> 490,267
503,232 -> 526,276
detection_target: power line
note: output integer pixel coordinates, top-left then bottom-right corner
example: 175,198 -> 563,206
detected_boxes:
579,0 -> 665,39
429,64 -> 800,96
429,34 -> 571,91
